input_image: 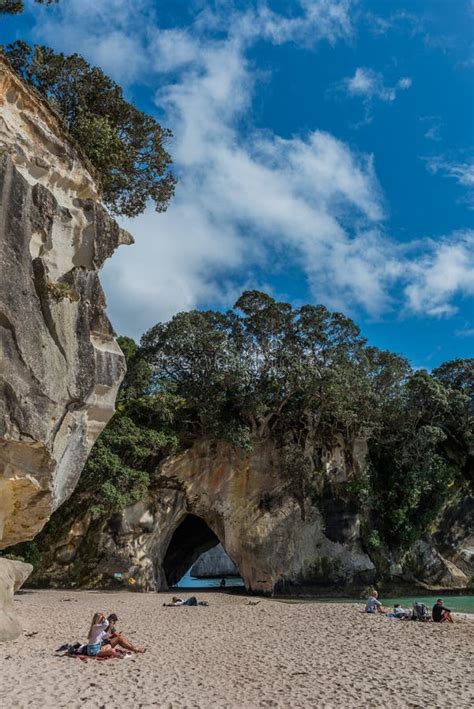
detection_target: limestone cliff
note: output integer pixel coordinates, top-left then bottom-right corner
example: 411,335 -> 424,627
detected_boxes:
0,56 -> 130,638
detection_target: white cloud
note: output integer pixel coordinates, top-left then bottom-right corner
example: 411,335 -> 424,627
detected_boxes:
32,0 -> 155,84
426,155 -> 474,208
342,67 -> 412,103
426,157 -> 474,187
252,0 -> 354,45
424,126 -> 441,141
420,116 -> 443,142
455,327 -> 474,337
364,10 -> 423,37
29,1 -> 474,338
404,232 -> 474,316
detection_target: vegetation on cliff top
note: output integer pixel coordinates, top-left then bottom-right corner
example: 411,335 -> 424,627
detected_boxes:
17,292 -> 472,573
1,0 -> 175,218
2,41 -> 175,216
140,291 -> 472,549
0,0 -> 176,217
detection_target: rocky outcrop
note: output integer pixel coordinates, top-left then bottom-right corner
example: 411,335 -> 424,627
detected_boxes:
190,544 -> 239,579
432,495 -> 474,581
399,540 -> 470,590
375,495 -> 474,593
0,558 -> 32,641
31,437 -> 377,593
0,56 -> 130,638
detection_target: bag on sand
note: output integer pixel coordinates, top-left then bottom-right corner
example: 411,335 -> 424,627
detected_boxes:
412,602 -> 430,621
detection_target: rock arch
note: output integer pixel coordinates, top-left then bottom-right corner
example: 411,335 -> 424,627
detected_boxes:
162,513 -> 221,587
108,438 -> 374,593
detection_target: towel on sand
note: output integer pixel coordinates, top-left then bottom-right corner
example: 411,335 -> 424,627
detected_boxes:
60,649 -> 131,662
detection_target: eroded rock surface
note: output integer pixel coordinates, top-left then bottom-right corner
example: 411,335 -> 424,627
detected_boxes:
0,558 -> 32,641
0,558 -> 33,642
0,56 -> 130,638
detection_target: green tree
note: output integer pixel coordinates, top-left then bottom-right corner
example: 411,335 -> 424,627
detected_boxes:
141,291 -> 410,457
0,0 -> 57,14
432,358 -> 474,485
368,369 -> 472,549
433,358 -> 474,397
3,41 -> 176,217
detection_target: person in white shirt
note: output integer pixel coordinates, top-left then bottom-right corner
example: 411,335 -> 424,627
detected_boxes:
86,613 -> 118,657
365,590 -> 384,614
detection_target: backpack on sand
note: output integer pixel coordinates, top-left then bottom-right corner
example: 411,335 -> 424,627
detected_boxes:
412,602 -> 430,621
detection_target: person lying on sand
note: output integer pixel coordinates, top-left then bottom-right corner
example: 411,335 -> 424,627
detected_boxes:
104,613 -> 146,653
365,590 -> 384,614
432,599 -> 454,624
86,613 -> 118,658
163,596 -> 209,607
385,604 -> 411,619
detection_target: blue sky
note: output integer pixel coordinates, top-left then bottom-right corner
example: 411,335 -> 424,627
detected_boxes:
2,0 -> 473,367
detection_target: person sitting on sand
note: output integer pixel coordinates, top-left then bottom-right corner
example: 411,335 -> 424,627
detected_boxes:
103,613 -> 146,653
365,590 -> 384,614
432,599 -> 454,624
86,612 -> 118,658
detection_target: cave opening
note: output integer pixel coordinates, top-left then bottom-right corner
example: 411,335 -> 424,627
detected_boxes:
163,514 -> 244,588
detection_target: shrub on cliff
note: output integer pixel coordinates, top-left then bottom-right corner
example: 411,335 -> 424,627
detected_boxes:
3,41 -> 175,217
369,365 -> 473,548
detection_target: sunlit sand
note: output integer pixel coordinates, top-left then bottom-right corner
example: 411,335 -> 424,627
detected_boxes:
2,590 -> 473,708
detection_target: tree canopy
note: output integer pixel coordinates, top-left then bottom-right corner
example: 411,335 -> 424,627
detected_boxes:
141,291 -> 411,446
3,41 -> 176,217
0,0 -> 58,15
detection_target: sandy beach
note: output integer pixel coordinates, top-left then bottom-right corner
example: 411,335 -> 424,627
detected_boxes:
0,590 -> 472,708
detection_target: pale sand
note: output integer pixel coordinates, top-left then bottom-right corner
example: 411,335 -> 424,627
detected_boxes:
1,590 -> 473,708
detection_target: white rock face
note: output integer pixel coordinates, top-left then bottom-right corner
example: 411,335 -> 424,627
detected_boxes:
0,558 -> 32,641
190,543 -> 240,579
0,56 -> 131,639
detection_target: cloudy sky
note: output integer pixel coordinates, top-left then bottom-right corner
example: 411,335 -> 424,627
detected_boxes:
2,0 -> 473,367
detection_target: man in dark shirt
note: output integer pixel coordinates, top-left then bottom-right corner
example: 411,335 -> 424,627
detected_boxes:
432,599 -> 454,623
